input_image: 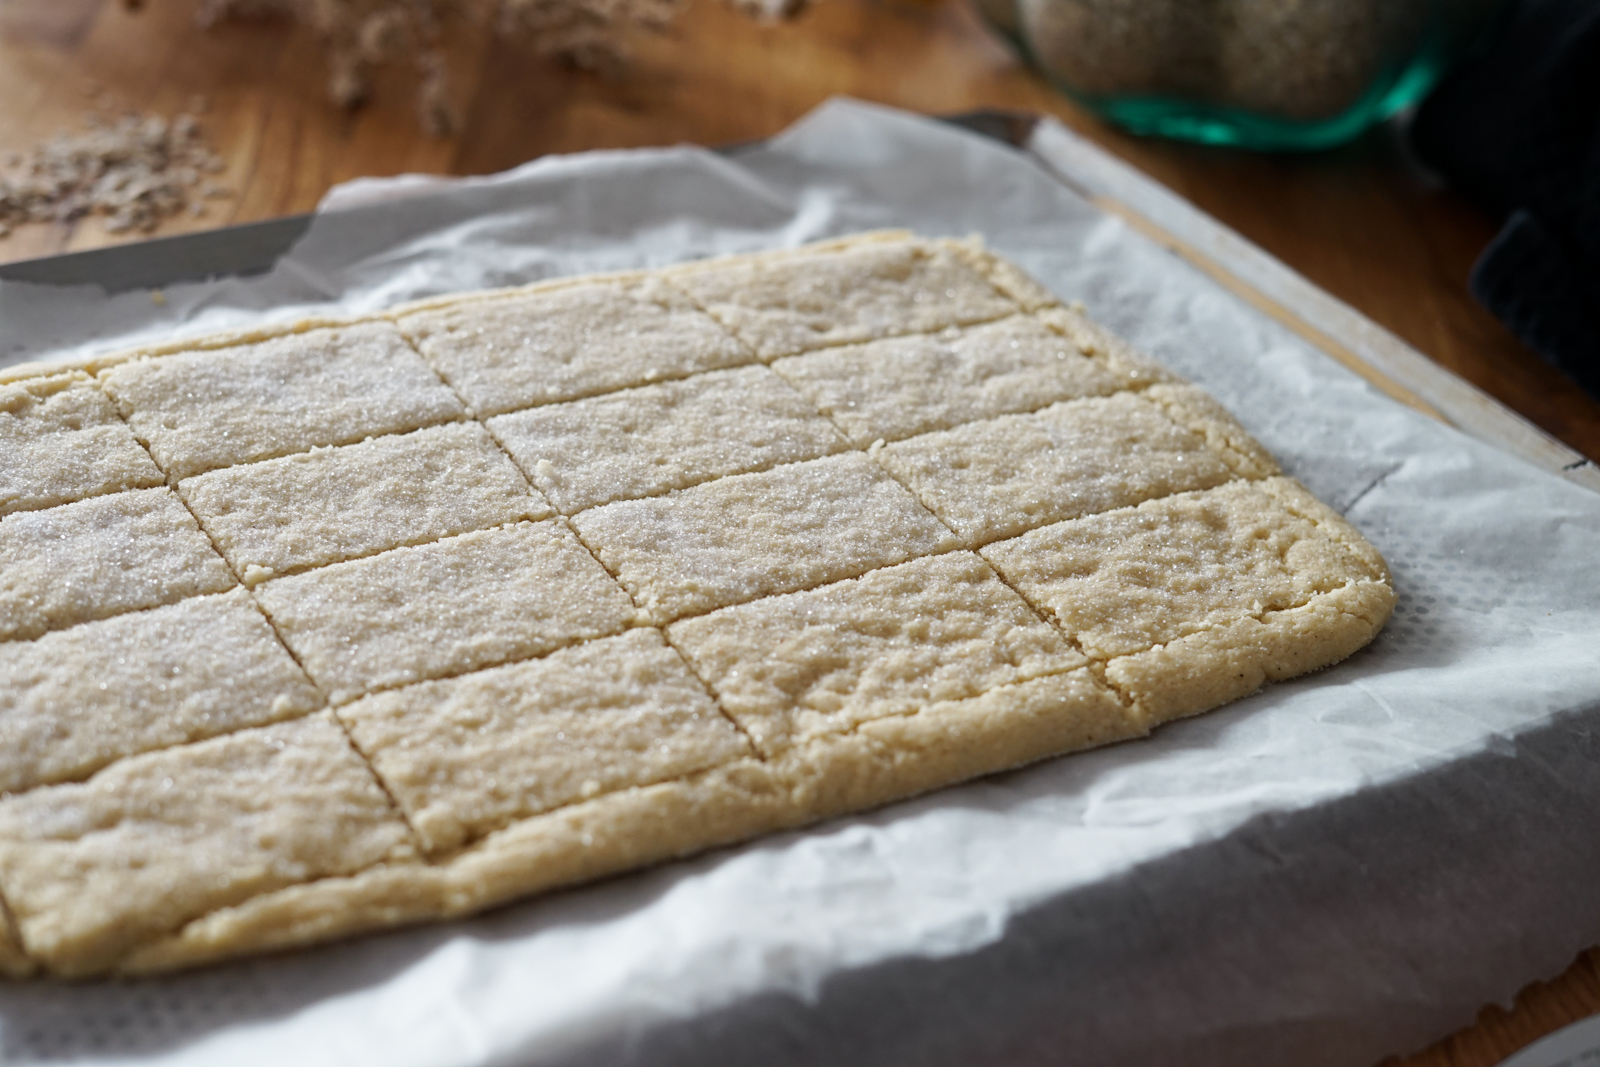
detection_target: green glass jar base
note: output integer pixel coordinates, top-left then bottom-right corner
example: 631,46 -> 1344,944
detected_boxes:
1059,44 -> 1453,152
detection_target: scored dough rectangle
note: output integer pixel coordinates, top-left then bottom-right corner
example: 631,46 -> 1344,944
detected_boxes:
0,231 -> 1394,978
768,315 -> 1157,447
0,487 -> 235,642
0,372 -> 165,517
338,629 -> 751,854
256,520 -> 637,703
571,452 -> 962,624
668,552 -> 1087,756
0,713 -> 414,977
668,233 -> 1018,358
979,476 -> 1389,661
100,322 -> 467,481
0,589 -> 323,794
490,364 -> 847,514
179,422 -> 551,582
876,389 -> 1252,547
397,275 -> 752,417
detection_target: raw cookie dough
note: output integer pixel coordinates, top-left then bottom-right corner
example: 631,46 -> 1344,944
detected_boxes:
572,452 -> 961,624
257,520 -> 636,703
669,552 -> 1087,755
770,314 -> 1148,446
338,629 -> 751,853
669,234 -> 1017,359
0,713 -> 413,977
979,476 -> 1388,660
875,389 -> 1249,546
0,231 -> 1393,977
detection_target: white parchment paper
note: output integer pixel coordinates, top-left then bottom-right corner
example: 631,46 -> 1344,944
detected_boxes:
2,99 -> 1599,1067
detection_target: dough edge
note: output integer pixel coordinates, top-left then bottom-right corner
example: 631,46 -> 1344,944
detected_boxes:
0,232 -> 927,385
121,559 -> 1388,978
120,667 -> 1139,974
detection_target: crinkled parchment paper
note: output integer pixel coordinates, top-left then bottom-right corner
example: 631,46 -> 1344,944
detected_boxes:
2,99 -> 1598,1067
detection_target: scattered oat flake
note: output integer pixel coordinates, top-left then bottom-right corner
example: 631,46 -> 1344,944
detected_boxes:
0,112 -> 230,240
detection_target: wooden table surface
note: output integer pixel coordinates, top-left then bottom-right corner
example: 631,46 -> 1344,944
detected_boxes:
2,0 -> 1598,1060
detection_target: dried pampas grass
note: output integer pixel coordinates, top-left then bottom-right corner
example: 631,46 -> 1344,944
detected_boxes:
167,0 -> 803,136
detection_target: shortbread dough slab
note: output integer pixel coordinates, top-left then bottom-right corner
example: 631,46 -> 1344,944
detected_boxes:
769,315 -> 1155,447
669,552 -> 1088,756
572,452 -> 961,624
0,230 -> 1393,979
397,275 -> 750,418
0,372 -> 164,518
123,669 -> 1138,976
669,234 -> 1017,359
980,477 -> 1391,661
1107,580 -> 1395,725
877,390 -> 1250,547
338,629 -> 751,853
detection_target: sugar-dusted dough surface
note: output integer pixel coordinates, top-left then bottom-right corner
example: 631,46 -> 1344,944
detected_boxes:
339,629 -> 750,853
0,231 -> 1393,978
572,452 -> 961,624
397,275 -> 751,418
491,365 -> 847,514
0,589 -> 322,794
102,322 -> 466,481
0,713 -> 413,977
980,477 -> 1389,660
257,521 -> 637,704
0,372 -> 164,518
0,487 -> 235,642
770,315 -> 1153,447
670,234 -> 1017,359
180,423 -> 550,581
669,552 -> 1086,755
877,390 -> 1250,547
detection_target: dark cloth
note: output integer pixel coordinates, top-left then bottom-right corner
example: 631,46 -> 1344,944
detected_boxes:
1410,0 -> 1600,397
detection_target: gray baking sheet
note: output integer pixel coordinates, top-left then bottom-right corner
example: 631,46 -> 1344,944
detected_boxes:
2,98 -> 1598,1067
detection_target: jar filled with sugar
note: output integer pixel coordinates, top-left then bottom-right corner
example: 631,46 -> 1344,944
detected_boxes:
979,0 -> 1506,149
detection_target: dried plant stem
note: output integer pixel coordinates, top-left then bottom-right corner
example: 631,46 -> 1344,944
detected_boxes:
178,0 -> 754,135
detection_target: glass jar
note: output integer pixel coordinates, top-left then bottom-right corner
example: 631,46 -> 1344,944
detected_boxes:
979,0 -> 1505,150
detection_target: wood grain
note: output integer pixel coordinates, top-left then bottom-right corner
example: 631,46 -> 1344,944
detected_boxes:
1388,950 -> 1600,1067
2,0 -> 1599,1059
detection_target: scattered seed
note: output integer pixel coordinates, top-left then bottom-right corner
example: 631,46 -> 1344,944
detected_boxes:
0,111 -> 232,240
